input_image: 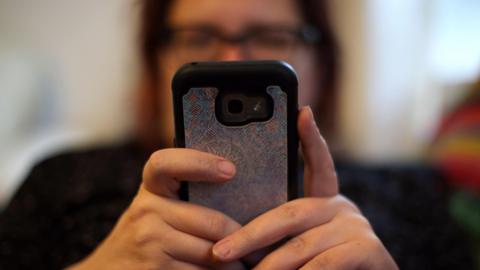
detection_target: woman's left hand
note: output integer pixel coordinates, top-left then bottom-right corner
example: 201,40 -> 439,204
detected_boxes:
211,107 -> 398,270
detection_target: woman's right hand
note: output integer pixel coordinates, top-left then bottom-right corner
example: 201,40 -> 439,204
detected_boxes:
68,149 -> 245,270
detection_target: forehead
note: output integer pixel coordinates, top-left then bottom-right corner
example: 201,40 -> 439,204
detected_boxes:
167,0 -> 304,30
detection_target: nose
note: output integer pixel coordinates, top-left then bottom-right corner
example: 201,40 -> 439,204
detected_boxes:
216,43 -> 248,61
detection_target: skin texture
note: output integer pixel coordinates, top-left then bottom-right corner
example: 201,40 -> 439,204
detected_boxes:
69,0 -> 399,269
69,108 -> 397,269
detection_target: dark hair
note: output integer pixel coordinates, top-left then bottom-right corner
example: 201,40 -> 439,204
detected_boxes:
137,0 -> 339,147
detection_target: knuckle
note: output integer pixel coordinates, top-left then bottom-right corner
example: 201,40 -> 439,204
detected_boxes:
205,212 -> 229,236
279,199 -> 316,229
127,198 -> 155,224
334,195 -> 361,214
333,211 -> 374,240
338,211 -> 372,231
124,200 -> 165,247
280,202 -> 304,221
286,235 -> 308,255
350,233 -> 385,258
351,214 -> 372,230
362,233 -> 385,252
303,255 -> 332,270
149,150 -> 169,171
132,215 -> 163,247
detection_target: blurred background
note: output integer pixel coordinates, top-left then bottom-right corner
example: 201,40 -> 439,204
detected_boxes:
1,0 -> 480,208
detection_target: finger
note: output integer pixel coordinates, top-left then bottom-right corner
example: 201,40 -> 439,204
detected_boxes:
299,242 -> 358,270
160,197 -> 242,241
161,222 -> 217,264
160,226 -> 245,270
298,106 -> 338,197
212,197 -> 356,261
253,228 -> 341,270
126,192 -> 245,270
143,148 -> 236,198
166,259 -> 211,270
251,212 -> 371,270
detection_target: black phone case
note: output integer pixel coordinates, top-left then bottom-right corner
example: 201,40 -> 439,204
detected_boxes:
172,60 -> 298,224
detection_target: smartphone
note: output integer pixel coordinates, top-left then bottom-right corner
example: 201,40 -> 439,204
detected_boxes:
172,60 -> 298,224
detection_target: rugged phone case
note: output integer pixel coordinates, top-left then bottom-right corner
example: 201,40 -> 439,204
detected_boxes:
172,61 -> 298,224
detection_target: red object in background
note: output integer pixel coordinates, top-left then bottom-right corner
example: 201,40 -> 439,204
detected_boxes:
433,85 -> 480,193
436,105 -> 480,137
439,156 -> 480,192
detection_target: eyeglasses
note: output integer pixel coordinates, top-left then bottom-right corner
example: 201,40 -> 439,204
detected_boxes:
159,25 -> 321,62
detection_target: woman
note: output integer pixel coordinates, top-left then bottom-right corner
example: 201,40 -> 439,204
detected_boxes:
77,0 -> 398,268
0,0 -> 471,269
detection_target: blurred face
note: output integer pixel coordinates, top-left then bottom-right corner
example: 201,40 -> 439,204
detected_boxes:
157,0 -> 319,145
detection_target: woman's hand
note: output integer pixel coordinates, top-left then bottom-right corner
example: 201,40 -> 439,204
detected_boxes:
68,149 -> 246,270
211,107 -> 398,270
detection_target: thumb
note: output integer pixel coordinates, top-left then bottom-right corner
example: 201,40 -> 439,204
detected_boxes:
142,148 -> 236,198
298,106 -> 338,197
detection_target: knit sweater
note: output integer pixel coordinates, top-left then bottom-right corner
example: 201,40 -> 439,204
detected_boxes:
0,141 -> 473,269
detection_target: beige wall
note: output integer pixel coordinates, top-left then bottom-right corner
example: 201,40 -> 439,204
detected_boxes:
329,0 -> 480,162
0,0 -> 140,207
0,0 -> 140,141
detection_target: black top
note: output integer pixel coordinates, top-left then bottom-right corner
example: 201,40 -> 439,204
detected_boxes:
0,141 -> 474,269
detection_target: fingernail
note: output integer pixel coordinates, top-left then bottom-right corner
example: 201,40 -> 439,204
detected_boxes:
217,160 -> 235,177
213,239 -> 232,259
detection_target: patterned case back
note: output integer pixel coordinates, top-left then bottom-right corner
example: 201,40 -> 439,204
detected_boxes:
183,86 -> 288,224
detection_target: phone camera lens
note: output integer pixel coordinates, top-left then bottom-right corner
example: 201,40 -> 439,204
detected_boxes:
228,99 -> 243,114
